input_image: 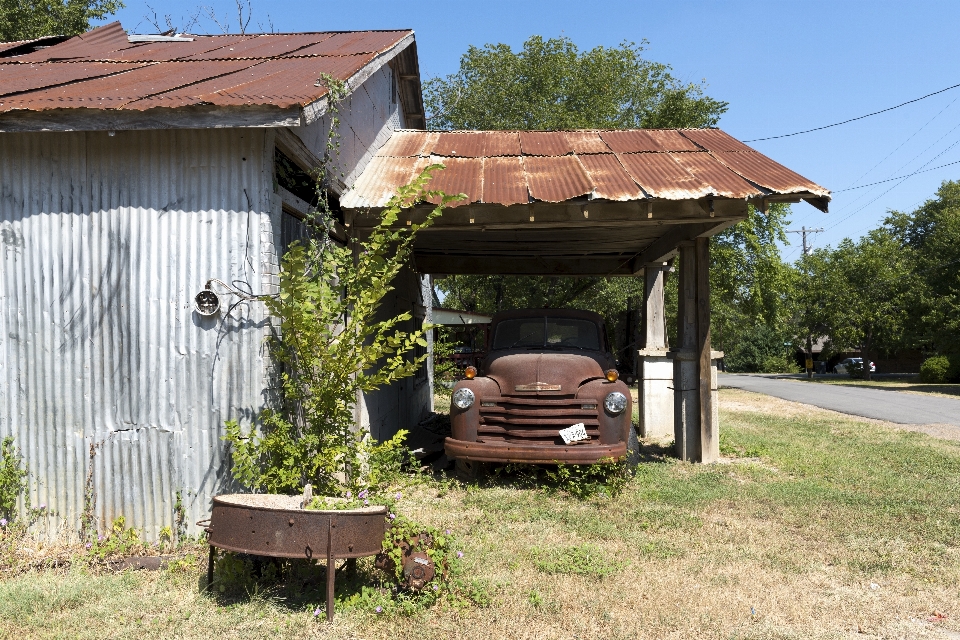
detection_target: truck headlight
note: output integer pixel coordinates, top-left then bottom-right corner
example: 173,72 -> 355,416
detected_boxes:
604,391 -> 627,415
452,388 -> 476,410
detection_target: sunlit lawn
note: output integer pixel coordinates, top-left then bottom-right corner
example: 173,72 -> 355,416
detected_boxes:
2,388 -> 959,639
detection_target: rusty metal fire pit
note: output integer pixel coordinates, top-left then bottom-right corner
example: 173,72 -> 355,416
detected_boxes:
202,494 -> 387,620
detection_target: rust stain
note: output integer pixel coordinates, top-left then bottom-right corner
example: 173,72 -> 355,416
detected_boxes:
0,23 -> 411,113
102,35 -> 254,62
601,129 -> 699,153
617,152 -> 710,199
0,62 -> 146,98
680,128 -> 756,153
426,156 -> 481,206
183,33 -> 332,61
481,156 -> 528,205
578,153 -> 644,201
14,21 -> 129,62
564,131 -> 611,154
283,31 -> 412,57
341,155 -> 427,209
377,130 -> 434,157
669,153 -> 760,198
712,151 -> 829,195
431,131 -> 489,158
519,131 -> 574,156
524,155 -> 592,202
483,131 -> 522,156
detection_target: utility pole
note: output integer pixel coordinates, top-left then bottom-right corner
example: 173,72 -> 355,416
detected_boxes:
787,226 -> 824,256
787,227 -> 824,378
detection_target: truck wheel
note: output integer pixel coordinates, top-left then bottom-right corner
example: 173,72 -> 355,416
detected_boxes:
626,425 -> 641,469
455,458 -> 486,483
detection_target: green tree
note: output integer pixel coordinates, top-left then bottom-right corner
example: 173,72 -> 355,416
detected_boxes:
796,229 -> 913,380
710,203 -> 796,371
0,0 -> 123,41
425,35 -> 727,131
428,35 -> 729,357
891,180 -> 960,356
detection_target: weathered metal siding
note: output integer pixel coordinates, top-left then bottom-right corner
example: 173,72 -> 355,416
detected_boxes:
0,127 -> 273,540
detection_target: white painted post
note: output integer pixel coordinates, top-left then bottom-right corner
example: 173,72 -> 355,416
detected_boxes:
637,263 -> 673,439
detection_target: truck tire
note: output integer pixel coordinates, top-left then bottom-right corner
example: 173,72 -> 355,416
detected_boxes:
626,425 -> 641,469
455,458 -> 486,483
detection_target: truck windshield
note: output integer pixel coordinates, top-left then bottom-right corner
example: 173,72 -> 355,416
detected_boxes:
491,317 -> 601,351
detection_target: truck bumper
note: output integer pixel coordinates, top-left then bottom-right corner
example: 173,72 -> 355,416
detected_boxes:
444,437 -> 626,465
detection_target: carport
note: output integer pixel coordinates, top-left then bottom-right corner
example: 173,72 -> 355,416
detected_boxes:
340,128 -> 829,462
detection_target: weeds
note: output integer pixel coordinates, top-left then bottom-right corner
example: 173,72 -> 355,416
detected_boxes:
532,543 -> 626,578
0,437 -> 27,521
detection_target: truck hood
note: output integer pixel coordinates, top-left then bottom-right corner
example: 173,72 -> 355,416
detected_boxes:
484,350 -> 608,396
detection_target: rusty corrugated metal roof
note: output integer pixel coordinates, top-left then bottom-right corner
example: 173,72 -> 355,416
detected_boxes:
340,128 -> 830,209
482,156 -> 528,205
0,22 -> 414,115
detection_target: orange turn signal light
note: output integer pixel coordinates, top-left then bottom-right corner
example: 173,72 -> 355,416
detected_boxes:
605,369 -> 619,382
464,366 -> 477,379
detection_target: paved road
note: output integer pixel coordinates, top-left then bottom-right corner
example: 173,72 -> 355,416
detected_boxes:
719,374 -> 960,426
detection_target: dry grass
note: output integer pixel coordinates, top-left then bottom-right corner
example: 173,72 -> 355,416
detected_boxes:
2,389 -> 960,639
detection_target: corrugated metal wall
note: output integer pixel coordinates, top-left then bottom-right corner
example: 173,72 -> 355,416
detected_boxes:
0,128 -> 274,540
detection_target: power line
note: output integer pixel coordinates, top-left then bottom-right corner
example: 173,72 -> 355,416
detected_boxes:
832,159 -> 960,192
743,81 -> 960,142
841,96 -> 959,191
825,136 -> 960,232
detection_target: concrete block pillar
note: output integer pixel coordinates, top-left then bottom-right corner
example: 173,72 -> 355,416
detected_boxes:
670,239 -> 721,463
637,263 -> 673,439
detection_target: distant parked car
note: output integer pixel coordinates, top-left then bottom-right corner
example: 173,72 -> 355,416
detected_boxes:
833,357 -> 875,374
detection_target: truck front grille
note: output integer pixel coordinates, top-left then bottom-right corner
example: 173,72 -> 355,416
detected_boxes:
478,397 -> 599,445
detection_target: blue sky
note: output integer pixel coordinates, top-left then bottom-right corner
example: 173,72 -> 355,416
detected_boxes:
112,0 -> 960,258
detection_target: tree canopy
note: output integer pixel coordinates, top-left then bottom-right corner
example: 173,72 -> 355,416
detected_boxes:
0,0 -> 122,41
425,35 -> 727,131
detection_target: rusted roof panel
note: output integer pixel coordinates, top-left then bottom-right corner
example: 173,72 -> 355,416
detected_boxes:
680,128 -> 756,153
578,153 -> 644,201
15,21 -> 129,62
426,156 -> 481,206
669,153 -> 760,198
341,155 -> 426,209
4,60 -> 260,109
284,31 -> 412,57
0,62 -> 146,98
601,129 -> 699,153
127,55 -> 376,110
483,131 -> 522,156
0,23 -> 413,115
343,128 -> 829,208
712,151 -> 829,196
524,155 -> 592,202
377,130 -> 434,157
482,156 -> 528,205
618,152 -> 711,199
100,35 -> 254,62
184,34 -> 331,60
519,131 -> 574,156
565,131 -> 611,154
431,131 -> 489,158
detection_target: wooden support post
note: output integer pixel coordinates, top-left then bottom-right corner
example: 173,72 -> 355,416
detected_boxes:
670,240 -> 720,462
696,238 -> 718,462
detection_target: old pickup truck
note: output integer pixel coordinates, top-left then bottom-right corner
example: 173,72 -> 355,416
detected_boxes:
445,309 -> 635,479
